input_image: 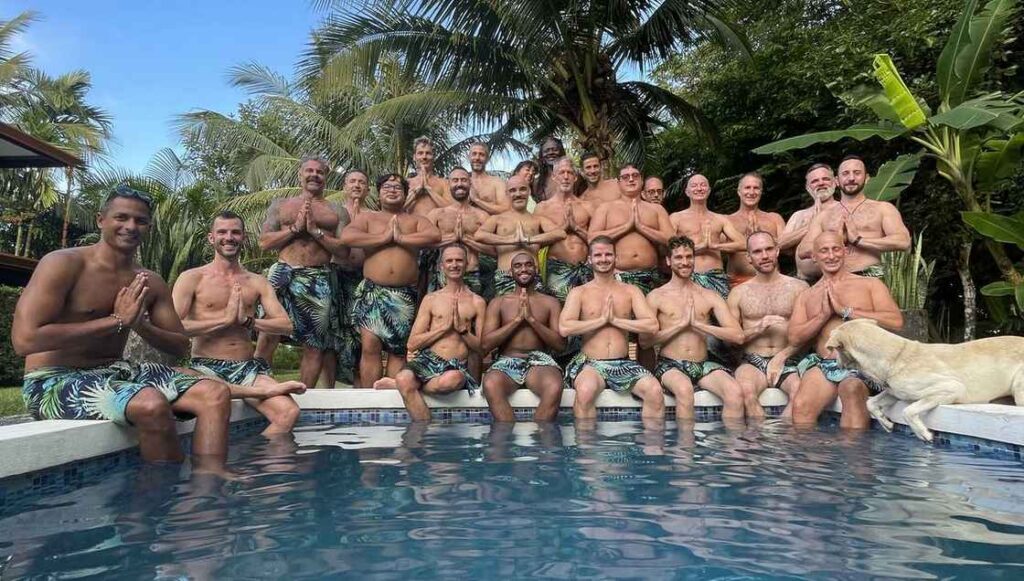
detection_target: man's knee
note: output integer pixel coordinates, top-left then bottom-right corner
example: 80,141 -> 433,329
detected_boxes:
266,397 -> 301,427
192,379 -> 231,413
395,371 -> 420,395
634,378 -> 664,405
128,389 -> 174,428
482,373 -> 509,402
838,378 -> 868,403
535,370 -> 563,401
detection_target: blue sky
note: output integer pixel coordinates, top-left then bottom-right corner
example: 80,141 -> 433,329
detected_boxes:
5,0 -> 321,172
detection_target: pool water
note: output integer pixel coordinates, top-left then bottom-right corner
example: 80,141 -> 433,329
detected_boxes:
2,420 -> 1023,579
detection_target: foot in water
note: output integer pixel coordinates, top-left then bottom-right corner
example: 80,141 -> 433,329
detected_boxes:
373,378 -> 398,390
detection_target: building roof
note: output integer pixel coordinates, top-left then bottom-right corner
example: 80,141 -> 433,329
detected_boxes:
0,122 -> 82,168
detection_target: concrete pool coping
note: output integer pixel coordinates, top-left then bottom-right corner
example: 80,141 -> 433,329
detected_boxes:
1,388 -> 1022,480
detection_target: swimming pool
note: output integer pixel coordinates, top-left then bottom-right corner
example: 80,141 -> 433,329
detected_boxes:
2,420 -> 1023,579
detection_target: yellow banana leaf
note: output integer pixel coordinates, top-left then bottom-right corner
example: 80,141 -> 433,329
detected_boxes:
872,54 -> 927,129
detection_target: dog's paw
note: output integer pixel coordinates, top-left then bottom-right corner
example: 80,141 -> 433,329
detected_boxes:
878,416 -> 894,432
911,424 -> 934,443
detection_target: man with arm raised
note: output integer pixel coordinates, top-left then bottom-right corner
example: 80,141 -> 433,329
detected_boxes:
481,252 -> 565,422
560,236 -> 664,421
341,173 -> 442,386
788,232 -> 903,429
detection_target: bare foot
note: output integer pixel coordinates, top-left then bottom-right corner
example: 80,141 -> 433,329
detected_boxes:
260,381 -> 307,398
373,378 -> 398,390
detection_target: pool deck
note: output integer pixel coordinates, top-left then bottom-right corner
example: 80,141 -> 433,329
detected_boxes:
1,388 -> 1022,480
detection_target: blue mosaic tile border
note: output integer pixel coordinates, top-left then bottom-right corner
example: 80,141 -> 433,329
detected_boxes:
298,405 -> 757,425
0,417 -> 269,516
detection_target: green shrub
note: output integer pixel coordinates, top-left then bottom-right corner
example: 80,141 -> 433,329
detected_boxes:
271,343 -> 302,372
0,286 -> 23,385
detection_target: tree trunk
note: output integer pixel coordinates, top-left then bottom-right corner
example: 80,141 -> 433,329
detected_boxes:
123,330 -> 182,367
13,220 -> 22,256
959,242 -> 976,341
61,168 -> 73,248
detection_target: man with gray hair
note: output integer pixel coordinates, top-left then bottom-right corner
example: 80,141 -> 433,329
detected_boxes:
779,163 -> 839,281
255,156 -> 351,389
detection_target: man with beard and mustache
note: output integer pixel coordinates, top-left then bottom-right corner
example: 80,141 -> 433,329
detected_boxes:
426,167 -> 494,296
641,237 -> 746,422
533,136 -> 566,203
256,157 -> 351,389
560,236 -> 664,421
13,187 -> 233,472
341,173 -> 442,387
173,211 -> 307,435
669,174 -> 746,299
386,244 -> 487,421
580,151 -> 621,204
589,164 -> 675,370
481,251 -> 565,422
788,232 -> 903,429
726,232 -> 808,419
467,142 -> 509,215
475,175 -> 566,296
797,155 -> 911,277
723,173 -> 787,288
779,164 -> 839,281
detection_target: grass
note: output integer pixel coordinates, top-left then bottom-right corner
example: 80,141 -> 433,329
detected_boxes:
1,386 -> 26,418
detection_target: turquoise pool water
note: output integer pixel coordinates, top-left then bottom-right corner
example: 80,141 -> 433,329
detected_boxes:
2,420 -> 1023,579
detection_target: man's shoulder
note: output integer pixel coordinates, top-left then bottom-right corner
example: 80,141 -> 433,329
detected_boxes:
38,246 -> 89,268
779,274 -> 810,291
787,206 -> 813,223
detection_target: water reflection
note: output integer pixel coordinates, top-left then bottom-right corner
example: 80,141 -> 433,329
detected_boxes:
1,420 -> 1023,579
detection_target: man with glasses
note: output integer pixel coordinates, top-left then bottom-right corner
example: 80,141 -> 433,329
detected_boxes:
341,174 -> 441,387
588,164 -> 675,369
256,156 -> 351,389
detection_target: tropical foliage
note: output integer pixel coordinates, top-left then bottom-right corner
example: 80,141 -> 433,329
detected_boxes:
882,234 -> 936,311
753,0 -> 1024,331
0,11 -> 112,258
307,0 -> 749,167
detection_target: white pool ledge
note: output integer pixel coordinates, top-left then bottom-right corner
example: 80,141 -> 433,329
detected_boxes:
1,389 -> 1022,480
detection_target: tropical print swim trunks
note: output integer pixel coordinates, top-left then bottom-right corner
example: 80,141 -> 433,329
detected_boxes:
487,351 -> 561,387
741,352 -> 799,382
692,268 -> 730,299
654,357 -> 726,385
545,257 -> 593,304
853,264 -> 886,279
405,349 -> 479,394
351,279 -> 417,355
266,262 -> 338,351
564,354 -> 653,393
189,357 -> 271,387
478,254 -> 497,301
332,265 -> 363,383
797,353 -> 884,394
23,361 -> 202,425
615,267 -> 664,295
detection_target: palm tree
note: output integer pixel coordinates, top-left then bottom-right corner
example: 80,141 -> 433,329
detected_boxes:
0,11 -> 36,101
307,0 -> 749,167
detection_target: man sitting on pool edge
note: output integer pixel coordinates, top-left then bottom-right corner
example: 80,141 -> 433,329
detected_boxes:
11,187 -> 235,472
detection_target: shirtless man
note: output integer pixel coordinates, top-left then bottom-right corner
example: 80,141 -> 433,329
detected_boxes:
580,151 -> 621,205
724,173 -> 786,288
393,244 -> 487,421
560,236 -> 663,420
641,176 -> 666,205
341,173 -> 442,386
641,237 -> 746,421
589,164 -> 675,369
426,167 -> 493,296
788,232 -> 903,429
797,155 -> 911,277
173,211 -> 306,435
670,174 -> 745,299
481,252 -> 565,422
779,163 -> 839,281
534,158 -> 594,303
406,137 -> 453,295
534,136 -> 566,203
727,232 -> 808,418
467,142 -> 509,215
475,175 -> 565,296
256,156 -> 350,388
12,187 -> 232,470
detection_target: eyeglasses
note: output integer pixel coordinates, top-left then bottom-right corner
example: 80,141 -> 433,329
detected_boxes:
106,184 -> 154,207
619,173 -> 641,180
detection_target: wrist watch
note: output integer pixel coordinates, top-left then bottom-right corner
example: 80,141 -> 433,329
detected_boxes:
314,228 -> 325,239
840,307 -> 853,321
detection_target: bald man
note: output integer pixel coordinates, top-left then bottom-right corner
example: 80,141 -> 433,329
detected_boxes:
669,174 -> 745,299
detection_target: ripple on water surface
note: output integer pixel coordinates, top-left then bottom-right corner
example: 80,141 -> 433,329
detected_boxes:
1,420 -> 1023,580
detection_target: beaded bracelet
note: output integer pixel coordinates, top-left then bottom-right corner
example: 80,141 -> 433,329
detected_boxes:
110,313 -> 125,334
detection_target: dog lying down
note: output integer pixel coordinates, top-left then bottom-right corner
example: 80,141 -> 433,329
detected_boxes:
825,319 -> 1024,442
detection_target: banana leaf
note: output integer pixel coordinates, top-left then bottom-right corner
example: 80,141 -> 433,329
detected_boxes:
928,94 -> 1023,131
872,55 -> 927,129
937,0 -> 978,106
864,152 -> 922,201
977,133 -> 1024,191
961,211 -> 1024,248
949,0 -> 1019,107
752,124 -> 905,155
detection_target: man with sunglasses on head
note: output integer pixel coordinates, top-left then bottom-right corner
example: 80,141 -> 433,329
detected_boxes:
13,187 -> 236,473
